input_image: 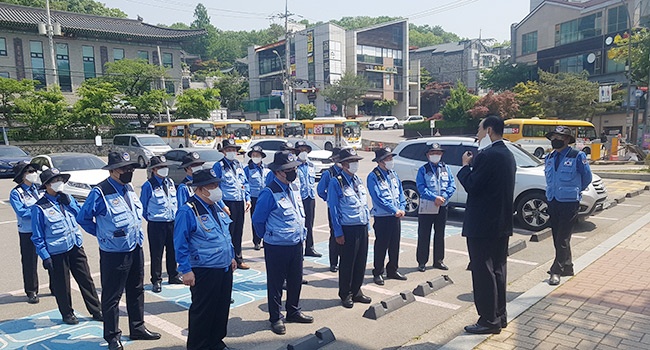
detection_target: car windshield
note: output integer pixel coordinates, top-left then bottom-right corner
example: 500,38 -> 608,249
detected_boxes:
506,143 -> 543,168
51,155 -> 107,171
225,124 -> 252,138
138,136 -> 167,146
343,122 -> 361,137
0,146 -> 28,157
189,123 -> 216,138
283,122 -> 305,137
194,150 -> 223,161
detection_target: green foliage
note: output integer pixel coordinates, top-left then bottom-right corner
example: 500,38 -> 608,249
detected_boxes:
321,71 -> 369,116
479,60 -> 532,92
212,73 -> 248,111
610,29 -> 650,87
0,77 -> 36,127
174,88 -> 221,120
295,104 -> 316,120
15,86 -> 70,140
440,82 -> 478,123
330,16 -> 400,30
73,79 -> 118,133
373,99 -> 397,115
420,67 -> 432,91
408,24 -> 461,47
468,91 -> 519,120
129,89 -> 168,125
421,81 -> 453,117
537,70 -> 606,119
1,0 -> 127,17
513,81 -> 544,118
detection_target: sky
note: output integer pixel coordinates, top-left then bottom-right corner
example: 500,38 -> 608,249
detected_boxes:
110,0 -> 532,42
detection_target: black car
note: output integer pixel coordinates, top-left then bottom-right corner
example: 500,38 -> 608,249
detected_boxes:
147,148 -> 224,184
0,145 -> 30,177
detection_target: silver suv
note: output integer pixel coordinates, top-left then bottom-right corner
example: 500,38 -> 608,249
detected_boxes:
112,134 -> 172,168
392,136 -> 608,231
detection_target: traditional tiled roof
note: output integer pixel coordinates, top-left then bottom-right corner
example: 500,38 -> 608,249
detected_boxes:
0,3 -> 205,42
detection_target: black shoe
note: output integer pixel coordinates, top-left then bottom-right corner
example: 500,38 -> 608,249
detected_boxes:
417,264 -> 426,272
464,323 -> 501,334
304,249 -> 322,257
27,293 -> 39,304
547,270 -> 574,277
373,275 -> 385,286
108,340 -> 124,350
302,279 -> 308,285
432,262 -> 449,270
501,319 -> 508,328
548,274 -> 560,286
341,294 -> 354,308
271,319 -> 286,335
286,312 -> 314,323
254,243 -> 261,251
152,282 -> 162,293
352,293 -> 372,304
329,265 -> 338,272
168,276 -> 183,285
230,298 -> 235,304
92,312 -> 103,322
387,271 -> 407,281
63,314 -> 79,325
130,328 -> 162,340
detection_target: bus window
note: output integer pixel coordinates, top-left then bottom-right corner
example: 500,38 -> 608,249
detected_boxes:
154,126 -> 168,137
577,126 -> 597,140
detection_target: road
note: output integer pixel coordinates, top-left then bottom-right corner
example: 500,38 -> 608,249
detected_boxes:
0,150 -> 647,350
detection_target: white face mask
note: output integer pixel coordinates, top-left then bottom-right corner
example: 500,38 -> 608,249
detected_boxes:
428,154 -> 442,164
25,173 -> 39,184
251,157 -> 263,164
207,187 -> 222,203
226,152 -> 237,160
335,162 -> 342,168
156,168 -> 169,177
347,162 -> 359,174
478,134 -> 492,150
298,151 -> 309,161
191,165 -> 203,173
384,160 -> 395,170
50,181 -> 65,193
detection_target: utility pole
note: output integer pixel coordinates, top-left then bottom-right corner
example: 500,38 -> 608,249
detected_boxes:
41,0 -> 59,86
271,0 -> 295,120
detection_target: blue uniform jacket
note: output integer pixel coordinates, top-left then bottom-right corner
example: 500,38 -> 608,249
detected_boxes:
545,147 -> 592,202
10,184 -> 42,233
416,162 -> 456,204
140,176 -> 177,222
213,158 -> 250,202
327,171 -> 370,237
297,161 -> 316,200
317,165 -> 341,201
367,167 -> 406,217
31,193 -> 83,260
244,161 -> 271,198
177,175 -> 226,210
252,178 -> 306,245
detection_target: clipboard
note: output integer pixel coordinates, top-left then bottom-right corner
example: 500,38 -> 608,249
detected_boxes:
419,198 -> 440,214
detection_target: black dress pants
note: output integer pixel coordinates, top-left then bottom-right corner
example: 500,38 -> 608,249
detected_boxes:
416,206 -> 448,266
224,200 -> 245,264
338,225 -> 368,300
548,200 -> 580,275
147,221 -> 179,283
264,242 -> 303,322
467,235 -> 509,328
327,208 -> 339,268
187,267 -> 233,350
303,197 -> 316,252
19,232 -> 38,295
50,245 -> 101,318
249,197 -> 261,245
99,245 -> 146,344
372,216 -> 401,277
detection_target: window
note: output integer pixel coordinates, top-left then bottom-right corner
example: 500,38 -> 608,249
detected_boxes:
154,126 -> 168,137
165,81 -> 175,94
113,48 -> 124,61
608,5 -> 628,34
29,41 -> 46,88
606,49 -> 626,73
82,46 -> 96,80
56,43 -> 72,92
257,140 -> 285,151
521,31 -> 538,55
138,50 -> 149,62
398,143 -> 429,162
0,38 -> 6,56
162,53 -> 173,68
555,12 -> 602,46
0,72 -> 8,78
113,135 -> 129,146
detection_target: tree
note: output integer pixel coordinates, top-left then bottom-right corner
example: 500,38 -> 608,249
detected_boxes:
373,99 -> 397,115
420,81 -> 453,117
420,67 -> 432,91
185,3 -> 219,60
537,70 -> 605,119
2,0 -> 127,17
295,104 -> 316,120
0,77 -> 36,127
321,71 -> 369,116
15,86 -> 70,139
174,88 -> 221,120
468,91 -> 520,120
73,79 -> 119,133
513,81 -> 544,118
479,60 -> 533,92
440,82 -> 478,123
212,73 -> 248,111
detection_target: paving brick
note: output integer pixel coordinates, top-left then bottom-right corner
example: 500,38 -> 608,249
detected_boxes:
529,328 -> 552,340
526,318 -> 560,331
569,327 -> 605,342
621,338 -> 650,349
615,318 -> 635,330
507,334 -> 542,347
545,333 -> 580,347
503,323 -> 535,335
563,316 -> 598,329
592,323 -> 614,334
532,342 -> 559,350
600,335 -> 623,347
549,313 -> 570,324
477,341 -> 516,350
641,333 -> 650,345
576,339 -> 600,350
585,312 -> 620,325
502,338 -> 537,350
566,300 -> 585,309
608,328 -> 643,341
553,324 -> 575,335
606,308 -> 626,317
544,304 -> 576,316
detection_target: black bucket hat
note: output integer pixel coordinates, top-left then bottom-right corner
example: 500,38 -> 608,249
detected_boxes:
191,169 -> 221,187
147,155 -> 169,169
545,125 -> 576,144
39,168 -> 71,190
425,142 -> 446,153
329,147 -> 342,162
337,148 -> 363,163
12,160 -> 36,184
247,145 -> 267,158
222,139 -> 241,151
279,141 -> 295,151
103,152 -> 139,170
372,147 -> 396,162
178,152 -> 205,169
268,151 -> 301,172
294,140 -> 312,153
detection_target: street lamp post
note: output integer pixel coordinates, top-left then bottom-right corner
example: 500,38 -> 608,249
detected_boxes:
38,0 -> 59,86
272,49 -> 290,119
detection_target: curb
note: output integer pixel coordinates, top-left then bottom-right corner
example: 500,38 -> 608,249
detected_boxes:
594,172 -> 650,181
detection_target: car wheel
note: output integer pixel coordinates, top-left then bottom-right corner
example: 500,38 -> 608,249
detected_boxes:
379,124 -> 385,130
393,123 -> 399,129
138,156 -> 147,169
402,183 -> 420,217
533,147 -> 545,158
324,142 -> 333,151
516,191 -> 550,231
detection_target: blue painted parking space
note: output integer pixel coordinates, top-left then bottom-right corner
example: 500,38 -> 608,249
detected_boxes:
0,309 -> 119,350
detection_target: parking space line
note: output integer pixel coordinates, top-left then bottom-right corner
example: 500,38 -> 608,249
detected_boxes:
589,216 -> 619,221
0,220 -> 17,225
617,203 -> 642,207
573,235 -> 587,239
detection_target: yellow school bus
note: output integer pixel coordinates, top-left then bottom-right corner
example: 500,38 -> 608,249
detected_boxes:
251,119 -> 306,139
301,117 -> 362,150
214,119 -> 252,150
154,119 -> 218,148
504,118 -> 597,158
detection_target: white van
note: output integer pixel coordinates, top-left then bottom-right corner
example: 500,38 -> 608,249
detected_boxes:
112,134 -> 172,168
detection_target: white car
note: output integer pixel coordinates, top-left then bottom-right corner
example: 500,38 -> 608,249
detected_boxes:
392,136 -> 608,231
242,138 -> 333,178
397,115 -> 425,128
368,116 -> 400,130
31,153 -> 110,200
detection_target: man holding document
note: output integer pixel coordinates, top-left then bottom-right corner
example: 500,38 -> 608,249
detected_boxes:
415,142 -> 456,272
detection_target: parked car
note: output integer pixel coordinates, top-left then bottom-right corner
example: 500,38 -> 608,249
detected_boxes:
112,134 -> 172,168
392,136 -> 608,231
0,145 -> 31,177
147,148 -> 224,184
368,116 -> 400,130
397,115 -> 425,128
30,153 -> 109,200
242,138 -> 333,178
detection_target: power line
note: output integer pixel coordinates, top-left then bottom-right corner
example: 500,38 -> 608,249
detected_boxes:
407,0 -> 480,20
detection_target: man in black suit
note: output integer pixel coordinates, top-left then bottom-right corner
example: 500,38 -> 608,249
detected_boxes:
457,115 -> 516,335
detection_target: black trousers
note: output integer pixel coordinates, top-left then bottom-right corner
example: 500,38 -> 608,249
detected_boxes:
249,197 -> 261,245
264,242 -> 303,322
147,221 -> 179,284
303,197 -> 316,252
224,200 -> 245,264
50,245 -> 101,318
19,232 -> 39,295
327,208 -> 339,268
99,245 -> 146,344
187,267 -> 233,350
372,216 -> 401,277
338,225 -> 368,300
416,206 -> 448,265
467,236 -> 509,328
548,200 -> 580,275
